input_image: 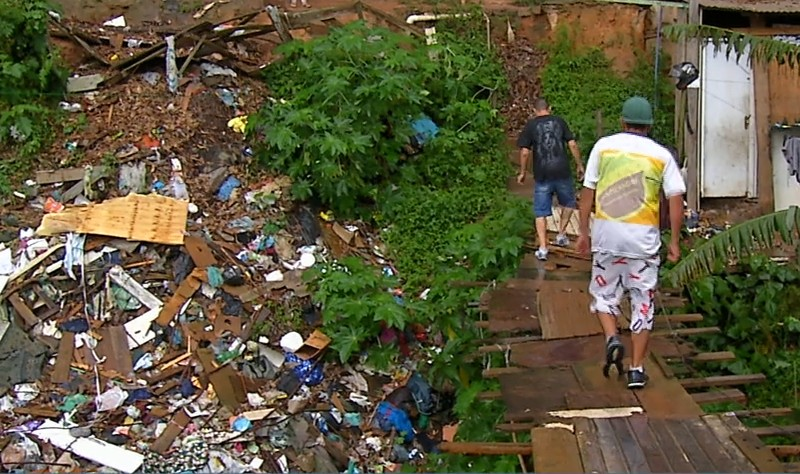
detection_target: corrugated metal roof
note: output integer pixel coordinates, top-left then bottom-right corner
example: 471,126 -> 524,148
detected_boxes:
699,0 -> 800,13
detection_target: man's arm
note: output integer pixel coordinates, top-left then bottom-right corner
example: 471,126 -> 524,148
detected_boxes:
567,140 -> 584,174
668,195 -> 683,244
519,148 -> 531,177
579,187 -> 595,236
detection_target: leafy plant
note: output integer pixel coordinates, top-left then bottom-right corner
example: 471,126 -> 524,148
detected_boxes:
665,23 -> 800,69
304,256 -> 425,363
665,206 -> 800,287
686,255 -> 800,408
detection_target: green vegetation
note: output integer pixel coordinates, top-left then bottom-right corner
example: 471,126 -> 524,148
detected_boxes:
0,0 -> 67,195
540,27 -> 675,186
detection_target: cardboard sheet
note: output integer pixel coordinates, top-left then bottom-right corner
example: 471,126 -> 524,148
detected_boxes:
36,193 -> 189,245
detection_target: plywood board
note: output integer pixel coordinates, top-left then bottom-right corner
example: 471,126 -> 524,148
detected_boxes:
532,426 -> 583,473
537,280 -> 600,340
37,193 -> 189,245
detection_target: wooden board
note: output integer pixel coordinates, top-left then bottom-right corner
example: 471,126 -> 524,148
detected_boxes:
537,280 -> 600,340
594,418 -> 630,473
36,193 -> 189,245
610,417 -> 650,472
701,414 -> 758,472
634,353 -> 704,419
573,418 -> 605,474
648,418 -> 697,472
531,426 -> 583,473
719,413 -> 784,473
628,414 -> 672,473
485,287 -> 540,333
565,389 -> 640,410
498,367 -> 579,422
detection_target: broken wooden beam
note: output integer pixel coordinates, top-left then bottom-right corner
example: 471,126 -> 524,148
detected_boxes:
691,389 -> 747,405
658,313 -> 703,323
751,425 -> 800,437
734,408 -> 794,418
438,442 -> 532,456
477,390 -> 502,401
686,351 -> 737,362
681,374 -> 766,389
651,326 -> 721,338
360,2 -> 424,38
769,445 -> 800,457
477,335 -> 542,353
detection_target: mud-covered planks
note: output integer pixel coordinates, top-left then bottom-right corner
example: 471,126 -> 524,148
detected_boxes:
499,367 -> 580,422
485,287 -> 540,333
537,280 -> 600,340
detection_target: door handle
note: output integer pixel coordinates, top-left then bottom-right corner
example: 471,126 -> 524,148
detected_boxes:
745,114 -> 751,129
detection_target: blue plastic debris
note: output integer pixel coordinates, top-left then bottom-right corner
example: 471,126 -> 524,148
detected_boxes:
375,401 -> 415,443
206,266 -> 224,288
59,318 -> 89,333
216,176 -> 241,201
284,352 -> 324,386
231,416 -> 252,432
410,115 -> 439,147
179,378 -> 196,398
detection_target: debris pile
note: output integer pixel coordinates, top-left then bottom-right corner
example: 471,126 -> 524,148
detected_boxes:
498,40 -> 547,133
0,6 -> 459,472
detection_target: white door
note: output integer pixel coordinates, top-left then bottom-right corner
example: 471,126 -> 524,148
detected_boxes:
772,129 -> 800,211
699,40 -> 757,198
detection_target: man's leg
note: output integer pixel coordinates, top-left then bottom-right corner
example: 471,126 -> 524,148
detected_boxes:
625,255 -> 659,389
533,181 -> 554,260
588,252 -> 625,371
553,179 -> 577,247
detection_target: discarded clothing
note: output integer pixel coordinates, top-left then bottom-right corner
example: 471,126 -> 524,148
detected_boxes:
284,352 -> 324,386
783,136 -> 800,184
374,401 -> 415,443
410,115 -> 439,148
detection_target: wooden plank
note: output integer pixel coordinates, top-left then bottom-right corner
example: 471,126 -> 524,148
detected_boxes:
537,280 -> 600,340
648,418 -> 696,472
51,334 -> 75,384
593,418 -> 629,473
439,442 -> 530,455
360,2 -> 424,37
628,415 -> 672,473
610,417 -> 650,473
499,367 -> 579,422
659,313 -> 703,323
477,390 -> 502,401
784,462 -> 800,473
702,414 -> 758,472
685,418 -> 742,472
573,418 -> 605,474
36,168 -> 86,184
531,426 -> 583,473
485,287 -> 540,333
720,413 -> 784,473
751,425 -> 800,437
634,354 -> 704,419
769,445 -> 800,457
680,374 -> 766,389
686,351 -> 736,362
651,326 -> 720,337
482,367 -> 527,377
8,292 -> 39,329
692,389 -> 747,405
666,419 -> 717,472
734,408 -> 794,418
565,390 -> 639,410
96,325 -> 133,376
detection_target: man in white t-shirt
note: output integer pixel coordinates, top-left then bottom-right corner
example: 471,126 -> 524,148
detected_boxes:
576,96 -> 686,389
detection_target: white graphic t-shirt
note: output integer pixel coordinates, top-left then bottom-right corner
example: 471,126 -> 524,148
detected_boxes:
583,132 -> 686,259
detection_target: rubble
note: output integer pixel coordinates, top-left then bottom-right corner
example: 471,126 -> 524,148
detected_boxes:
0,4 -> 467,472
498,39 -> 547,133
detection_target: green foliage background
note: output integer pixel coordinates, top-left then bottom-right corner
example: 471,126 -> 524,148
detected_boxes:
0,0 -> 67,194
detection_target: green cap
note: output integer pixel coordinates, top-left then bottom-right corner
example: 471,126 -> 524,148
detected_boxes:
621,96 -> 654,126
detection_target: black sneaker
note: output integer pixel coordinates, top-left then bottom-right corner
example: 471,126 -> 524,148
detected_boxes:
627,369 -> 649,389
602,335 -> 625,378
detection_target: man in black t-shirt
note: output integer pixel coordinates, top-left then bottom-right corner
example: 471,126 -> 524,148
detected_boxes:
516,98 -> 584,261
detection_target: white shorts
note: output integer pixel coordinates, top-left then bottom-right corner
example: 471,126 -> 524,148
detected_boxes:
588,252 -> 659,334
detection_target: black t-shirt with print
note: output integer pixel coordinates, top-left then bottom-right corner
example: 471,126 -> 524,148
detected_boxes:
516,115 -> 575,181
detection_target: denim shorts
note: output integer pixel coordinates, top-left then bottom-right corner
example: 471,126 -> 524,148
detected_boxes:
533,179 -> 577,217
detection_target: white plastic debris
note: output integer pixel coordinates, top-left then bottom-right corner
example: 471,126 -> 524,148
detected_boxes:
96,386 -> 127,412
280,332 -> 303,353
103,15 -> 126,27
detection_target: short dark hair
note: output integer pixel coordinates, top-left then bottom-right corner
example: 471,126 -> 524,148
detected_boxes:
623,122 -> 650,134
533,98 -> 549,111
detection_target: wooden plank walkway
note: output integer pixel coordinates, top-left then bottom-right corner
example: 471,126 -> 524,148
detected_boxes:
443,153 -> 787,472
